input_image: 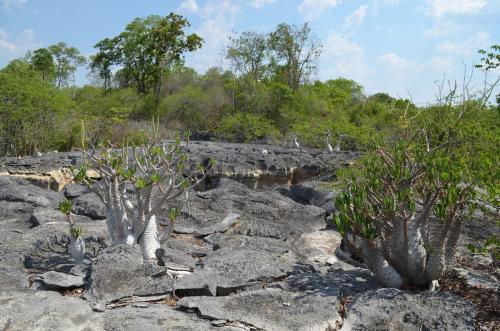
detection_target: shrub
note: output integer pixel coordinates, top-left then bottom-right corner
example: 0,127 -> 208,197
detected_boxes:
73,122 -> 213,261
216,112 -> 280,143
333,101 -> 498,288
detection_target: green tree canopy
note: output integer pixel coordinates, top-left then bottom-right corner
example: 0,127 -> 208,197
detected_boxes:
92,13 -> 203,100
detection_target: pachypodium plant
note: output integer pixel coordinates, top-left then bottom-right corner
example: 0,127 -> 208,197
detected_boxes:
58,199 -> 85,264
333,101 -> 498,289
73,123 -> 214,261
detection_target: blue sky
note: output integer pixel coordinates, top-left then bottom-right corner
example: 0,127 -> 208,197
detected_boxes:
1,0 -> 499,104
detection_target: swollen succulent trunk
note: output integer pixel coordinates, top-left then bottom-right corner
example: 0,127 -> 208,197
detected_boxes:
75,132 -> 210,263
68,236 -> 86,264
343,213 -> 461,289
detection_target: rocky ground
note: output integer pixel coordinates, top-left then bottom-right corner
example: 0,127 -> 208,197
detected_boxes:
0,142 -> 497,331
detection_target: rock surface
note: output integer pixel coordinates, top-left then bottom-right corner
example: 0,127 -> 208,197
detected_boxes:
342,288 -> 476,331
178,288 -> 341,331
33,270 -> 86,290
0,143 -> 487,330
0,290 -> 104,330
71,192 -> 107,220
0,176 -> 64,217
0,141 -> 359,191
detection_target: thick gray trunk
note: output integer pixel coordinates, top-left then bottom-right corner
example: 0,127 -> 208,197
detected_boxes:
139,214 -> 160,260
68,237 -> 85,264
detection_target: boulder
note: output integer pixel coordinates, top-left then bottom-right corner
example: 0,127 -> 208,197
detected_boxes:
284,181 -> 338,214
62,183 -> 90,198
342,288 -> 476,331
174,179 -> 326,240
33,270 -> 86,290
29,207 -> 93,227
84,245 -> 153,304
175,246 -> 297,296
0,289 -> 104,330
178,288 -> 342,331
71,192 -> 106,220
0,176 -> 64,217
103,305 -> 241,331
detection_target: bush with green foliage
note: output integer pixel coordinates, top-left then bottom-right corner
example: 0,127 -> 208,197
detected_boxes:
333,98 -> 499,288
0,60 -> 74,156
216,112 -> 280,143
73,122 -> 213,261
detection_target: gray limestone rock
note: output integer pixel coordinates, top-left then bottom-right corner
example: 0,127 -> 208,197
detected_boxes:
342,288 -> 476,331
103,305 -> 241,331
71,192 -> 106,220
0,289 -> 104,330
84,244 -> 151,304
0,176 -> 64,217
178,288 -> 342,331
174,178 -> 326,240
29,207 -> 93,227
61,183 -> 91,198
33,270 -> 85,290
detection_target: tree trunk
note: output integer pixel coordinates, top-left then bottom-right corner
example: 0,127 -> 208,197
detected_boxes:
69,236 -> 85,264
139,214 -> 160,260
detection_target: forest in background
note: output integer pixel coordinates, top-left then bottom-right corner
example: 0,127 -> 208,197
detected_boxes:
0,13 -> 498,157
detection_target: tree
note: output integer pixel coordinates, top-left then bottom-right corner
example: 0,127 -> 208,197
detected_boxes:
475,44 -> 500,107
333,93 -> 499,289
28,48 -> 55,83
268,23 -> 322,90
93,13 -> 203,101
48,42 -> 86,88
226,31 -> 268,88
73,125 -> 213,260
89,38 -> 118,91
0,59 -> 74,156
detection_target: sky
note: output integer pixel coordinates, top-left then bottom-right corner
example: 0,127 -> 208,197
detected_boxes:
1,0 -> 499,104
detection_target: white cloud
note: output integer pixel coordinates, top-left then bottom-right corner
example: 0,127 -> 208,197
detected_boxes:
320,32 -> 373,81
1,0 -> 26,11
249,0 -> 276,9
343,5 -> 368,31
179,0 -> 198,12
378,53 -> 414,68
424,0 -> 488,17
374,0 -> 399,5
424,20 -> 460,38
436,31 -> 491,56
298,0 -> 341,21
0,28 -> 38,55
185,0 -> 240,73
427,56 -> 455,71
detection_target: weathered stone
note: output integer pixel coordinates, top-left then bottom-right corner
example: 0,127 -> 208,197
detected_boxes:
176,246 -> 297,296
284,181 -> 338,214
29,207 -> 93,227
103,305 -> 241,331
451,267 -> 498,291
343,288 -> 476,331
0,176 -> 64,216
71,192 -> 106,220
174,179 -> 326,240
33,270 -> 85,290
178,288 -> 341,331
204,233 -> 290,254
290,229 -> 342,265
1,142 -> 360,191
0,289 -> 104,330
282,267 -> 379,297
62,183 -> 90,198
84,245 -> 151,304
